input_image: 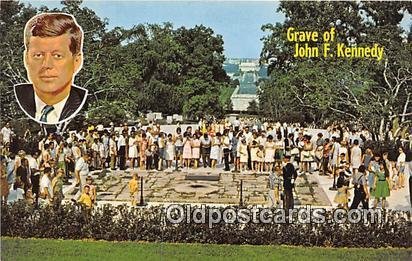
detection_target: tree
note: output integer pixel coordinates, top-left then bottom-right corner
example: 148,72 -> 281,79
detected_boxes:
259,1 -> 411,139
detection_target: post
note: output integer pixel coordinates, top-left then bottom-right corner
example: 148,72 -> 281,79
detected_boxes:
137,176 -> 147,206
239,179 -> 243,206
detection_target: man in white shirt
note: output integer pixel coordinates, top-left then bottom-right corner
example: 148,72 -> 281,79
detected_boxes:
39,167 -> 53,205
1,122 -> 12,145
117,132 -> 126,170
74,152 -> 90,200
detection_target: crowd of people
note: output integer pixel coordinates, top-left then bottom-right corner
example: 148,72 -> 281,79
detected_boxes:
0,118 -> 411,210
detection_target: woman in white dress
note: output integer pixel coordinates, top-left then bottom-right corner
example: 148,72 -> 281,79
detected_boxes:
128,133 -> 138,169
238,139 -> 248,172
165,134 -> 175,169
210,133 -> 222,169
264,135 -> 276,172
350,139 -> 362,174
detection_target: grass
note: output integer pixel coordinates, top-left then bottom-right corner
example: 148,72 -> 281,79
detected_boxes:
1,237 -> 411,261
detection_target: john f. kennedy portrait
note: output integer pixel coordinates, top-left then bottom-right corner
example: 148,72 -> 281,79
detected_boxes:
14,13 -> 87,125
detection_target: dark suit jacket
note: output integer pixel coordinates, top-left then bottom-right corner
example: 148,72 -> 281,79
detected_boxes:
14,83 -> 87,124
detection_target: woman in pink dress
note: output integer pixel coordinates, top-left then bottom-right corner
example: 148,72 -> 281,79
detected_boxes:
191,133 -> 201,169
182,133 -> 192,170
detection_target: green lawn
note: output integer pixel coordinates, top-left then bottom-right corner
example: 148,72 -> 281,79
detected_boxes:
1,237 -> 411,261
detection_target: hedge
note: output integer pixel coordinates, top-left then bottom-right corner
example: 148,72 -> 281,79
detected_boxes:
1,202 -> 411,248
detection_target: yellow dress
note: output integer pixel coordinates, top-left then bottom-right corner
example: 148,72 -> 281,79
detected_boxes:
129,179 -> 138,196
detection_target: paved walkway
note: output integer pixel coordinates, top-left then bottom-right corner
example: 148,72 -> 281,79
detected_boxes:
63,165 -> 411,211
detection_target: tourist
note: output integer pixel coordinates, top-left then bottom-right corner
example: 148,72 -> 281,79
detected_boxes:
334,164 -> 351,209
117,131 -> 127,170
350,165 -> 369,209
174,127 -> 184,169
274,134 -> 284,167
210,132 -> 221,169
362,148 -> 373,170
165,134 -> 175,169
191,133 -> 201,169
372,160 -> 390,209
238,138 -> 248,172
282,155 -> 297,210
200,132 -> 211,168
1,157 -> 9,204
74,152 -> 90,200
90,138 -> 100,170
397,147 -> 406,189
350,139 -> 362,175
56,144 -> 66,172
128,132 -> 138,169
330,137 -> 341,179
264,135 -> 276,172
128,173 -> 138,206
85,176 -> 96,205
39,167 -> 53,205
250,140 -> 259,172
157,132 -> 166,171
301,135 -> 313,174
52,168 -> 64,207
109,134 -> 117,170
1,122 -> 13,146
314,133 -> 324,171
77,184 -> 93,212
267,166 -> 282,208
182,132 -> 192,170
256,145 -> 264,174
222,130 -> 231,171
16,158 -> 30,193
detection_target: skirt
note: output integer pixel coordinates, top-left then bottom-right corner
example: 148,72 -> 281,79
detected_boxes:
192,147 -> 200,159
183,145 -> 192,159
265,149 -> 275,163
251,148 -> 258,162
210,146 -> 220,160
165,147 -> 175,161
129,145 -> 138,158
334,186 -> 350,204
301,150 -> 313,162
372,180 -> 390,198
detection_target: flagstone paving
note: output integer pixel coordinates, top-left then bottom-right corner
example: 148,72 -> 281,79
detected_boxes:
64,168 -> 332,206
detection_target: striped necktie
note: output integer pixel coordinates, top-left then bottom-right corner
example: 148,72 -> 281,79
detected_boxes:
40,105 -> 54,122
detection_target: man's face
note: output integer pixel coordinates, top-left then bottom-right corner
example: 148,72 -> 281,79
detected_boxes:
24,34 -> 82,98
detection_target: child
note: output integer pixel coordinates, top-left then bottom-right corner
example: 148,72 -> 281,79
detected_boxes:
78,185 -> 93,210
267,166 -> 282,208
128,173 -> 139,206
86,176 -> 96,205
334,165 -> 351,209
256,145 -> 265,174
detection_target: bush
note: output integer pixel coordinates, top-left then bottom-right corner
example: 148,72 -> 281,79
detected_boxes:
1,202 -> 411,248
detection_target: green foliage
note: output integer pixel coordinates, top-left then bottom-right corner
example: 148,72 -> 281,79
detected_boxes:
86,101 -> 129,126
259,1 -> 412,135
1,202 -> 411,248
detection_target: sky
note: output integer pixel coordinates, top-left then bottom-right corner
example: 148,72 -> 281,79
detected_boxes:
23,0 -> 283,58
22,1 -> 411,58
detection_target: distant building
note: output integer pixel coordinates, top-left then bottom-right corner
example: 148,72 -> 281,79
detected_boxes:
224,59 -> 267,112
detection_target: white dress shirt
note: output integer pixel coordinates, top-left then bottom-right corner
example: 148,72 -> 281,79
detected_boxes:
34,93 -> 69,124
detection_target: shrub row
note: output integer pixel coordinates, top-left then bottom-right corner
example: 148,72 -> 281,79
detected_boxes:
1,202 -> 411,248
